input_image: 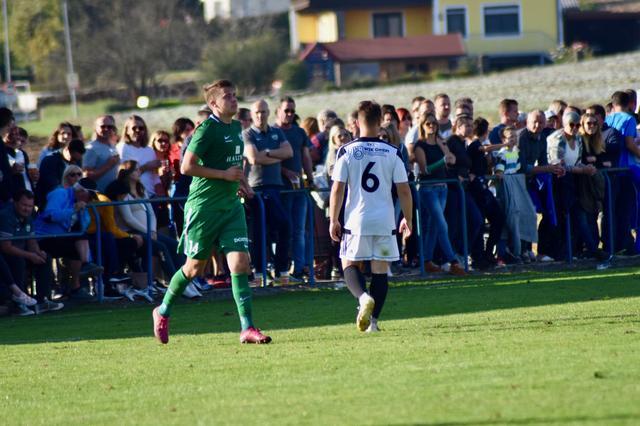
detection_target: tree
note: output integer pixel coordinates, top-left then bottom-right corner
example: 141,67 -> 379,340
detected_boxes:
5,0 -> 65,86
276,60 -> 309,91
67,0 -> 206,99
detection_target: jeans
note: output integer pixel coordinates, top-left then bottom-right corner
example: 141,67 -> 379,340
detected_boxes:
251,187 -> 291,274
573,206 -> 599,254
135,232 -> 183,277
419,185 -> 456,263
445,184 -> 483,260
282,191 -> 307,274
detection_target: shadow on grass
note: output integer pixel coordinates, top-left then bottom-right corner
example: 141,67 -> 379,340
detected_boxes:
404,412 -> 640,425
1,269 -> 639,345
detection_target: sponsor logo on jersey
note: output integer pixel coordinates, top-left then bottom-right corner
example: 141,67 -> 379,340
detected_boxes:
224,135 -> 233,143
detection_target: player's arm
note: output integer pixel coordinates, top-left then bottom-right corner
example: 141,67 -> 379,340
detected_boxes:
181,150 -> 242,181
329,180 -> 346,242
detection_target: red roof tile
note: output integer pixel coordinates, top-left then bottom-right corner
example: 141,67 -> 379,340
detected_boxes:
300,34 -> 465,62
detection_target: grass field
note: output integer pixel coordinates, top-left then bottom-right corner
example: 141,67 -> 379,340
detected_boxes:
1,268 -> 639,425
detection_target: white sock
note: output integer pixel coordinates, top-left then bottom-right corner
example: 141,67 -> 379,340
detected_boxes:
358,293 -> 371,305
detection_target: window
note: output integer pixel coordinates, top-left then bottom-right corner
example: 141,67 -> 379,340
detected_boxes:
483,5 -> 520,36
446,8 -> 467,38
373,13 -> 403,38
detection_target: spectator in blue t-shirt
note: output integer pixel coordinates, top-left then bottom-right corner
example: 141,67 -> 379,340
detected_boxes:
605,91 -> 638,167
488,99 -> 518,146
274,96 -> 314,280
243,99 -> 293,285
605,91 -> 639,254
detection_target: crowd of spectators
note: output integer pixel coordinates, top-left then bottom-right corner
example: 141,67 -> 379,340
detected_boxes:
0,87 -> 638,317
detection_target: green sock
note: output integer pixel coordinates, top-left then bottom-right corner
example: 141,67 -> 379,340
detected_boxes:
231,273 -> 254,330
158,269 -> 190,317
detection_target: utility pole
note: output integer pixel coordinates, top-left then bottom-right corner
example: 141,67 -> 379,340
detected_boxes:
2,0 -> 11,84
62,0 -> 78,118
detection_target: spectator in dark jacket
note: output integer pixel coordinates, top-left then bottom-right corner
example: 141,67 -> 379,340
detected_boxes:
0,108 -> 15,205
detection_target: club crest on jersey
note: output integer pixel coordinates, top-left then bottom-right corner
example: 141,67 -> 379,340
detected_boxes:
271,134 -> 278,140
353,146 -> 364,160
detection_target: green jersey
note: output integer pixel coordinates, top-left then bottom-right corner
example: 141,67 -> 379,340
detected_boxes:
186,114 -> 244,210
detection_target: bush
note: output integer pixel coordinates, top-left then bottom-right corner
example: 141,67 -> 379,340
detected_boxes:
276,60 -> 309,91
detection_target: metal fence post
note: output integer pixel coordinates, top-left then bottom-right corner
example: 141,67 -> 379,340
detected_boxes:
305,190 -> 315,286
145,202 -> 154,296
88,205 -> 104,302
253,193 -> 268,287
603,171 -> 614,259
414,182 -> 425,276
457,181 -> 469,271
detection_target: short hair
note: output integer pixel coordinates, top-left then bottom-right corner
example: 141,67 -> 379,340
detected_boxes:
0,107 -> 14,129
498,99 -> 518,113
68,139 -> 86,154
434,93 -> 449,102
317,109 -> 337,126
611,91 -> 630,108
357,101 -> 382,127
348,110 -> 358,122
62,165 -> 83,183
624,89 -> 637,104
566,105 -> 582,115
453,114 -> 473,130
549,100 -> 567,114
605,102 -> 613,114
472,117 -> 489,138
411,96 -> 426,105
279,96 -> 295,105
236,107 -> 251,121
499,125 -> 516,141
203,79 -> 234,104
13,189 -> 34,202
325,117 -> 345,130
587,104 -> 606,119
455,97 -> 473,108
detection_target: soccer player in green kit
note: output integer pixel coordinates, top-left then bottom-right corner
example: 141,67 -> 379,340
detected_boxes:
152,79 -> 271,344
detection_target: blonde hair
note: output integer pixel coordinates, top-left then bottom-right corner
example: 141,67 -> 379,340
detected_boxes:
62,165 -> 83,186
580,113 -> 605,155
203,79 -> 234,105
380,122 -> 401,147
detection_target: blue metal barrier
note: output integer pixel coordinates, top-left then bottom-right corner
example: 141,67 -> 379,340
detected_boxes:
4,166 -> 633,304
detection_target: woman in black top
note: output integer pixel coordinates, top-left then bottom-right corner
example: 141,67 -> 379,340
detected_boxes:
466,117 -> 505,265
413,113 -> 465,275
443,115 -> 486,270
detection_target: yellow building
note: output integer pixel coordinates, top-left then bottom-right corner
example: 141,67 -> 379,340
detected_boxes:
290,0 -> 564,71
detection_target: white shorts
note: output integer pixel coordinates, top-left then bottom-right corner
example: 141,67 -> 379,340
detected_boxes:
339,234 -> 399,261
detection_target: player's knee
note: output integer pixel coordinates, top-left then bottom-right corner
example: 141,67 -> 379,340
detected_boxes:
182,261 -> 205,279
227,252 -> 250,274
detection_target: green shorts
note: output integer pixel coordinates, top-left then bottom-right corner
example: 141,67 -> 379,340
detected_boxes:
178,200 -> 249,260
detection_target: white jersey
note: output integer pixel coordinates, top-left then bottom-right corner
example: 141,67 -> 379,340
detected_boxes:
332,137 -> 408,236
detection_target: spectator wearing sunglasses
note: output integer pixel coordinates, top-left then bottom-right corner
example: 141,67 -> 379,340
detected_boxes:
117,115 -> 162,197
36,139 -> 86,210
83,115 -> 120,192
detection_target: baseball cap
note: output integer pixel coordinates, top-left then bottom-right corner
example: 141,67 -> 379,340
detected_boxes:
544,109 -> 557,120
76,177 -> 98,192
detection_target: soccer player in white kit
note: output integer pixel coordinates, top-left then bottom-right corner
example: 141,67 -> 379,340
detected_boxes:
329,101 -> 413,332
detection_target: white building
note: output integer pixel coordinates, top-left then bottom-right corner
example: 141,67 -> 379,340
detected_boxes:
201,0 -> 290,22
